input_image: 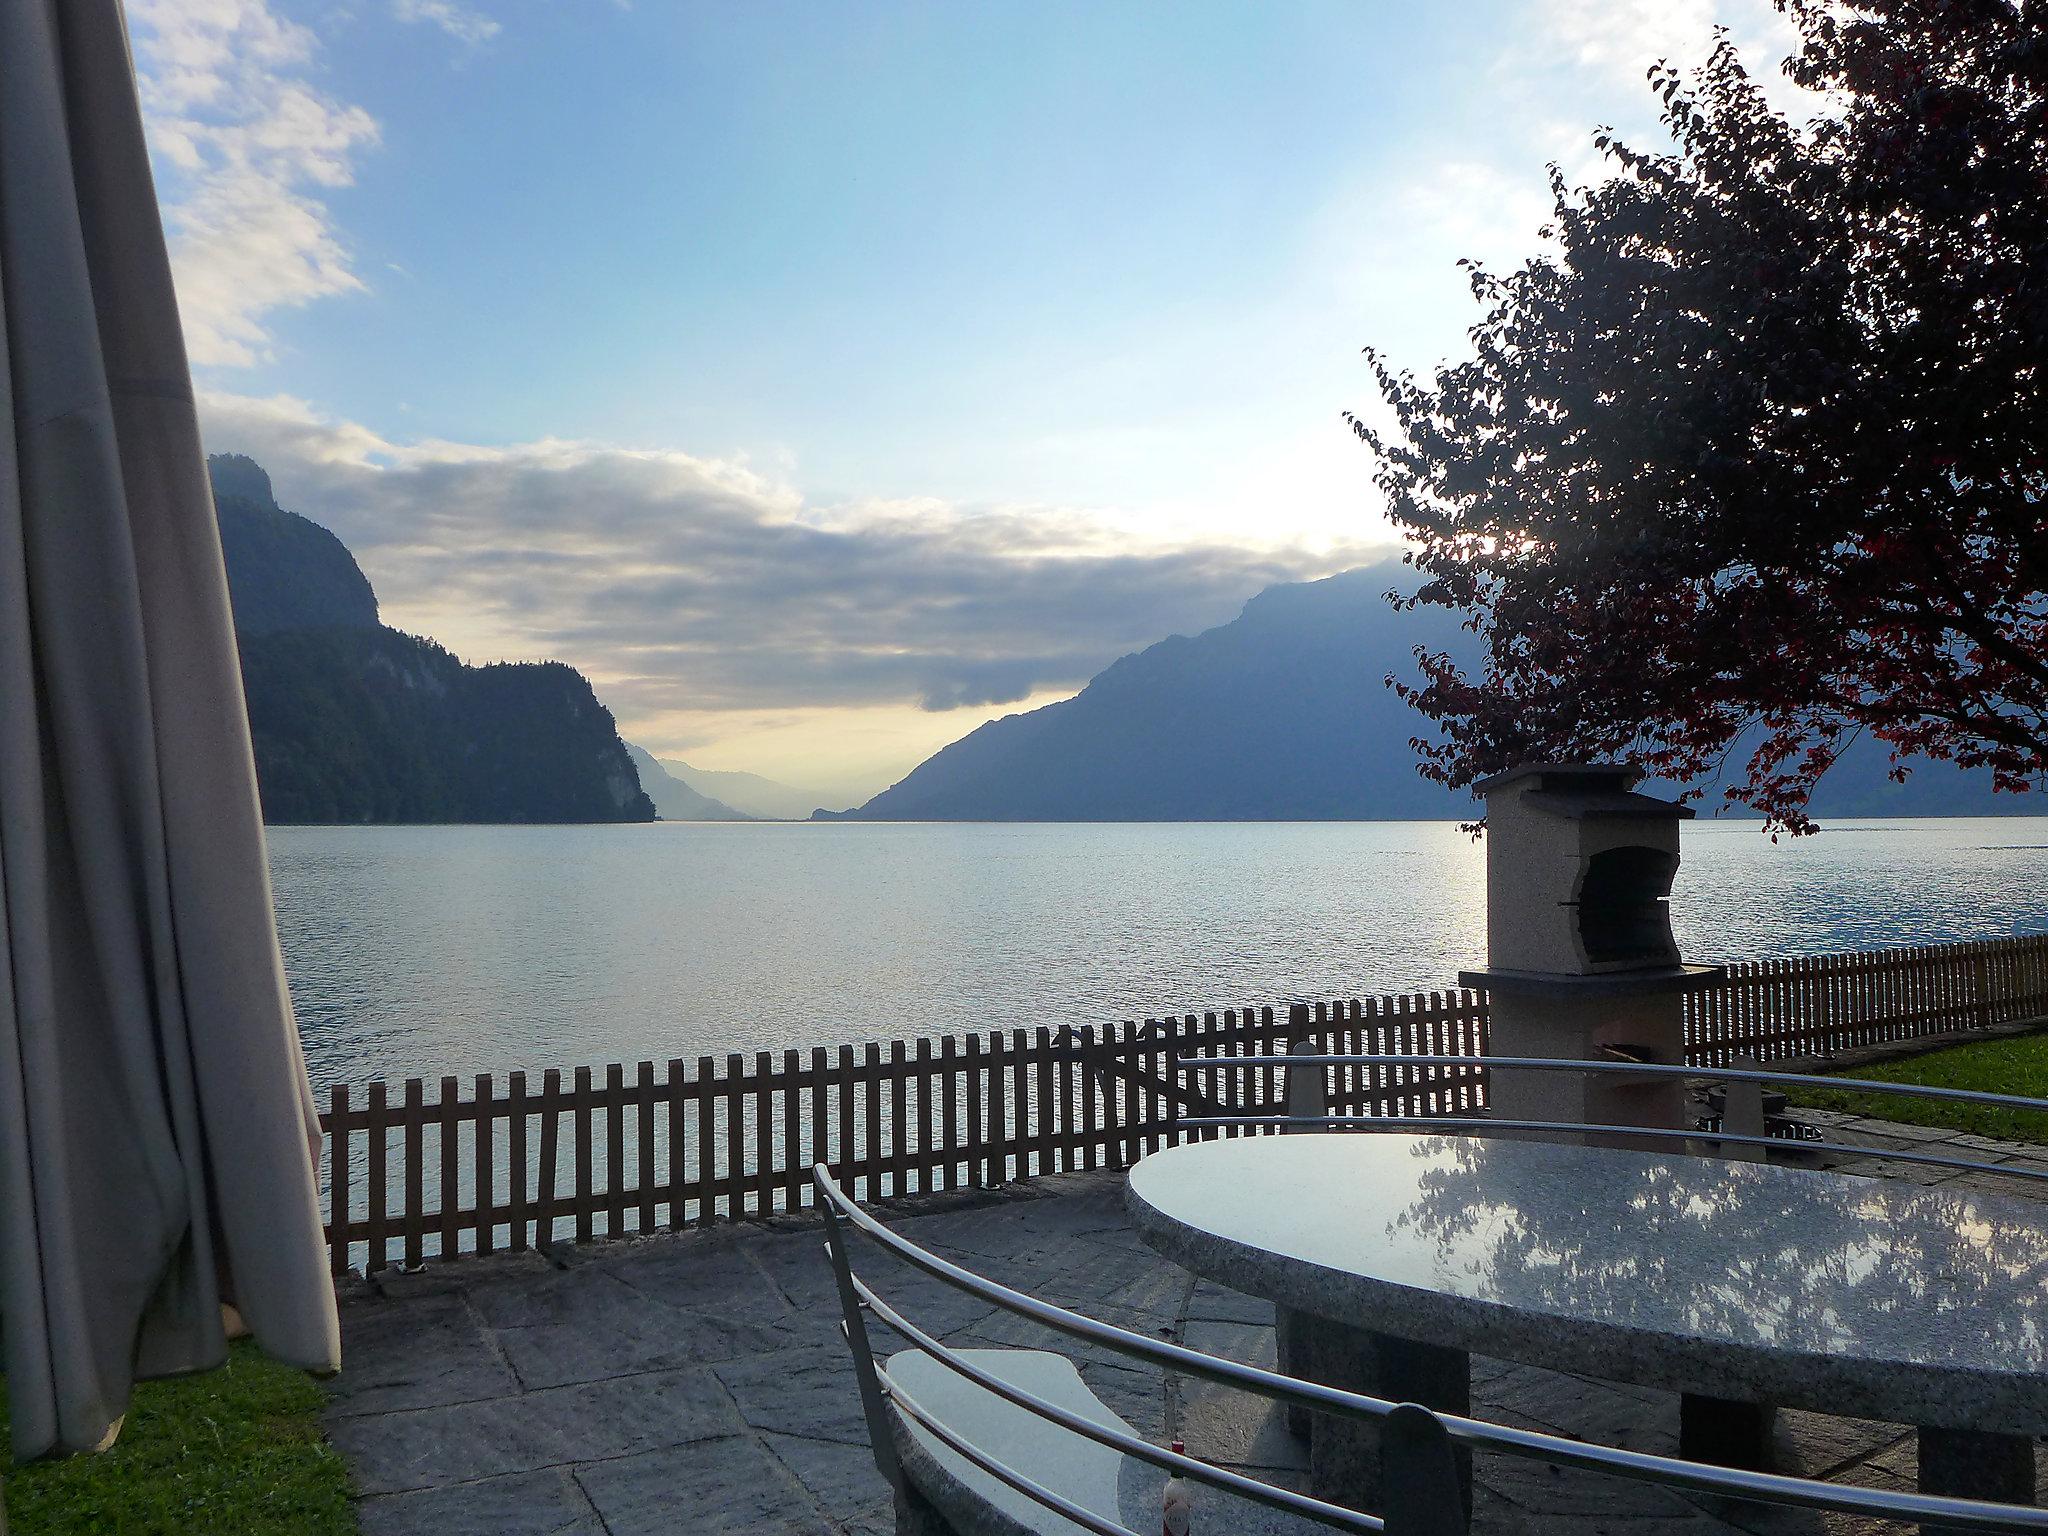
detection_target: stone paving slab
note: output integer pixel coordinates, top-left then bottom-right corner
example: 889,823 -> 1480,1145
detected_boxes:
327,1125 -> 2048,1534
333,1365 -> 742,1497
353,1467 -> 607,1536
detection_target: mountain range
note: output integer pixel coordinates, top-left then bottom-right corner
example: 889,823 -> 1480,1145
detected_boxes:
624,746 -> 751,821
214,455 -> 655,825
657,758 -> 839,821
825,565 -> 2023,822
212,451 -> 2029,827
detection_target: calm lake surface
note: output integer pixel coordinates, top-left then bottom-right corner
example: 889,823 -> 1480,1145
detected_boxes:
270,818 -> 2048,1092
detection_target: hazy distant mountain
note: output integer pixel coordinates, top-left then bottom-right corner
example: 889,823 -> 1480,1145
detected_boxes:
659,758 -> 844,820
1695,742 -> 2024,820
625,745 -> 750,821
829,565 -> 2025,823
214,455 -> 654,825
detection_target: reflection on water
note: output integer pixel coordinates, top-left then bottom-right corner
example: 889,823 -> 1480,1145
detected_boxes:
268,817 -> 2048,1089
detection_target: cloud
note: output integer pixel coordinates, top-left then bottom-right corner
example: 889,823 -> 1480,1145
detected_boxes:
393,0 -> 501,46
198,391 -> 1394,724
129,0 -> 379,366
1392,158 -> 1558,277
1527,0 -> 1810,116
1539,0 -> 1720,83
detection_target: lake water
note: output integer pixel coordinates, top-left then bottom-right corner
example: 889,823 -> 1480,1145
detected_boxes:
270,818 -> 2048,1093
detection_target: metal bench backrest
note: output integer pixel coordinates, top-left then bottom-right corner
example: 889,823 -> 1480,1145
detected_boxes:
815,1163 -> 2048,1536
818,1173 -> 1452,1535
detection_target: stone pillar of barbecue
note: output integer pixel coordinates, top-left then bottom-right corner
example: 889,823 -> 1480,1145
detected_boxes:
1459,763 -> 1721,1138
1461,765 -> 1770,1469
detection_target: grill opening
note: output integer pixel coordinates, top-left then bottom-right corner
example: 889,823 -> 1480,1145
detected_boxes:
1575,845 -> 1679,965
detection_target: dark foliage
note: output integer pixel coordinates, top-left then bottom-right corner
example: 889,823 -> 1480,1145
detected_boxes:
1355,0 -> 2048,832
238,628 -> 654,824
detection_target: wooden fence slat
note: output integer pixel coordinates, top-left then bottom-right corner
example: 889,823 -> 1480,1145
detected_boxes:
536,1069 -> 561,1253
695,1055 -> 715,1226
637,1060 -> 657,1233
939,1036 -> 960,1189
755,1050 -> 774,1217
1007,1028 -> 1028,1180
835,1044 -> 856,1191
507,1071 -> 528,1253
574,1065 -> 594,1244
1082,1027 -> 1101,1157
1034,1026 -> 1054,1177
605,1062 -> 627,1238
666,1058 -> 686,1231
474,1073 -> 494,1257
783,1048 -> 804,1214
329,1084 -> 349,1277
1167,1014 -> 1190,1144
1104,1023 -> 1127,1167
403,1077 -> 425,1268
367,1080 -> 389,1272
725,1053 -> 746,1221
808,1046 -> 829,1206
915,1037 -> 935,1194
862,1042 -> 884,1202
964,1033 -> 984,1183
438,1075 -> 460,1261
984,1031 -> 1006,1188
889,1040 -> 909,1199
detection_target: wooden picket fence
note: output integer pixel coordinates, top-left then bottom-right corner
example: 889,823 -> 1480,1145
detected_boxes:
317,934 -> 2048,1276
1685,936 -> 2048,1064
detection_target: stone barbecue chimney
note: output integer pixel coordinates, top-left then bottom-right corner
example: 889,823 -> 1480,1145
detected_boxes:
1460,763 -> 1722,1134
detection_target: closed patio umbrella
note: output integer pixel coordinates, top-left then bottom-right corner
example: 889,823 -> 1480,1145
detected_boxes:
0,0 -> 342,1462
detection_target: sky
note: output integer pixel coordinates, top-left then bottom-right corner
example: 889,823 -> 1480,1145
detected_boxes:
133,0 -> 1806,806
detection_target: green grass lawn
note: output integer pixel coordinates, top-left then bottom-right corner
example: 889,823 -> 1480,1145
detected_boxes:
1786,1030 -> 2048,1146
2,1341 -> 355,1536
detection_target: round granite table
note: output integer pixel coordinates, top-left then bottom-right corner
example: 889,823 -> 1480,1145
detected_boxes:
1126,1133 -> 2048,1519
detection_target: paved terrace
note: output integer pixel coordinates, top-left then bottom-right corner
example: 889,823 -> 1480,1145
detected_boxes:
325,1109 -> 2048,1536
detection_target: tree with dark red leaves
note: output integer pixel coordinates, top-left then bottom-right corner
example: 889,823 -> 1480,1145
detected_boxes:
1356,0 -> 2048,833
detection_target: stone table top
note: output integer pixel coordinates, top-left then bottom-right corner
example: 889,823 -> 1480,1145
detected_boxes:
1125,1133 -> 2048,1432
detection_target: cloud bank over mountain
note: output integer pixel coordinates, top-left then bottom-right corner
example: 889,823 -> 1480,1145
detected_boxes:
199,391 -> 1390,765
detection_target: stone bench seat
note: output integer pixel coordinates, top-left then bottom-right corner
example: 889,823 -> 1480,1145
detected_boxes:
885,1347 -> 1332,1536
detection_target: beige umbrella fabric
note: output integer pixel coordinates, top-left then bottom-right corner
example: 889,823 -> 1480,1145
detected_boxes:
0,0 -> 342,1460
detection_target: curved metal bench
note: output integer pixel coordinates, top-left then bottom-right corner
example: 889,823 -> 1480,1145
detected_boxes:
814,1161 -> 2048,1536
883,1346 -> 1373,1536
819,1168 -> 1458,1536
